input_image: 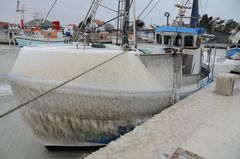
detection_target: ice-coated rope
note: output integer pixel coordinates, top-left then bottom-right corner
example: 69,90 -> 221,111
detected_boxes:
0,50 -> 127,119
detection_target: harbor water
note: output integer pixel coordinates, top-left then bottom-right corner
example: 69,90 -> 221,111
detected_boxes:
0,44 -> 239,159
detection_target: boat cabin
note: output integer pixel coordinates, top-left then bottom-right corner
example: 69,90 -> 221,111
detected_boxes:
154,26 -> 206,79
155,26 -> 204,50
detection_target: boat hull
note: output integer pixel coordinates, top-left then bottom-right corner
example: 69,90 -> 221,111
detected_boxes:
8,44 -> 177,146
9,74 -> 173,145
15,36 -> 64,47
226,48 -> 240,60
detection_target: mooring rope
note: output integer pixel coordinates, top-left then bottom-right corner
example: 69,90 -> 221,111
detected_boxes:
0,50 -> 127,119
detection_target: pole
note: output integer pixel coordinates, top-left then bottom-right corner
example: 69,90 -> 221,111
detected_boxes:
132,0 -> 137,48
122,0 -> 130,45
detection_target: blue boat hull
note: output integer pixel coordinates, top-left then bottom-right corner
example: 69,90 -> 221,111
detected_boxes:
226,48 -> 240,60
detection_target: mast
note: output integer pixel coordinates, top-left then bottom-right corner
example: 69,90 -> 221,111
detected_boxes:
190,0 -> 199,28
174,4 -> 191,27
132,0 -> 137,48
122,0 -> 131,45
16,1 -> 26,32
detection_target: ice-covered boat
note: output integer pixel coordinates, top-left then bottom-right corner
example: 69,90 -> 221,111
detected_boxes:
8,0 -> 214,148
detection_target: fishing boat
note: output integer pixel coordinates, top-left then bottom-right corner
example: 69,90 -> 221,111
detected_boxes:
15,1 -> 64,47
15,21 -> 65,47
226,28 -> 240,60
226,43 -> 240,60
8,0 -> 214,148
226,30 -> 240,60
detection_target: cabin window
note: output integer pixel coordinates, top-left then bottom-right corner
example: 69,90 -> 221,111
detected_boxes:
174,35 -> 182,47
156,34 -> 162,44
164,35 -> 171,45
230,45 -> 236,49
184,36 -> 194,47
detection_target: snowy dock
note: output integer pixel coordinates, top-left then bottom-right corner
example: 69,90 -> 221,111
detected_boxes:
85,80 -> 240,159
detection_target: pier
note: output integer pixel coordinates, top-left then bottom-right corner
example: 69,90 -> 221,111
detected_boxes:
85,80 -> 240,159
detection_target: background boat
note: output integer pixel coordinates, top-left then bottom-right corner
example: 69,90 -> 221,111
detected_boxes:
226,43 -> 240,60
15,21 -> 64,47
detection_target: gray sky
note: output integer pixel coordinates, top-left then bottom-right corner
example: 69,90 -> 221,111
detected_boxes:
0,0 -> 239,27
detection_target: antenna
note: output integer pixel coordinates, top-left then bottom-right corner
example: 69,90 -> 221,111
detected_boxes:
174,3 -> 191,26
16,0 -> 20,12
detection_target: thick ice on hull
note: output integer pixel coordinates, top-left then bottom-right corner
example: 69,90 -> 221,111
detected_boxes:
9,77 -> 173,145
8,44 -> 176,145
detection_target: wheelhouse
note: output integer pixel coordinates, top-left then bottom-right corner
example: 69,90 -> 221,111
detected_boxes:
155,26 -> 204,49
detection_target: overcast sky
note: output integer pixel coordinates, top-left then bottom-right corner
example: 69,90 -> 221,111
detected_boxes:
0,0 -> 239,27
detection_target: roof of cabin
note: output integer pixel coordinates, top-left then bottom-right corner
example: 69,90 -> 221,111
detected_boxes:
156,26 -> 205,35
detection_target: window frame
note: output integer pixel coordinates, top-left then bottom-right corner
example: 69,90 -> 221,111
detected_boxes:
156,34 -> 162,44
184,35 -> 194,47
164,35 -> 172,45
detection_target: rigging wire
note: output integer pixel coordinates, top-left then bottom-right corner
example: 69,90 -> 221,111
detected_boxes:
142,0 -> 162,20
137,0 -> 154,19
92,14 -> 123,31
97,3 -> 118,13
74,0 -> 102,41
74,1 -> 95,41
184,0 -> 190,6
41,0 -> 58,24
199,0 -> 205,16
0,50 -> 127,119
89,0 -> 103,26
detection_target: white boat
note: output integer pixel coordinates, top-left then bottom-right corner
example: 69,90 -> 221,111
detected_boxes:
8,0 -> 214,147
15,30 -> 64,47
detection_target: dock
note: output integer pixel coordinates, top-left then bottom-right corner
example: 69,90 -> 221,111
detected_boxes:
85,81 -> 240,159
